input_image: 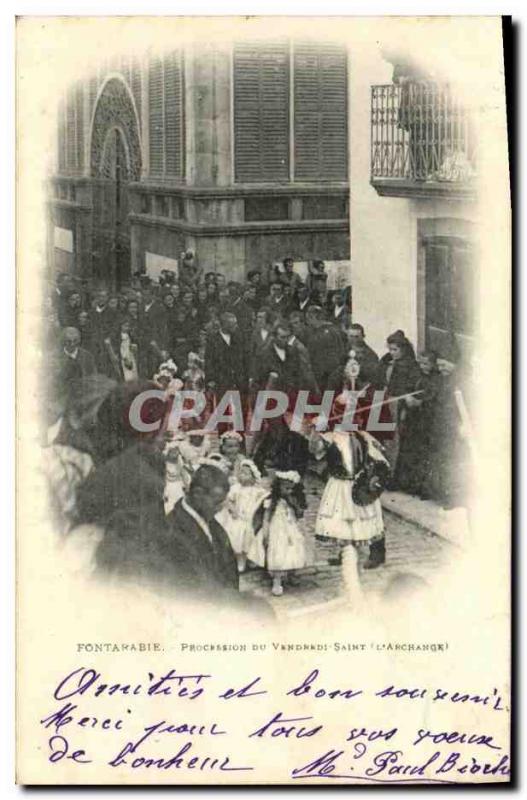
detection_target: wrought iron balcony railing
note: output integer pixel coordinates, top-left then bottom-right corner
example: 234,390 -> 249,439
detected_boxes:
371,82 -> 477,195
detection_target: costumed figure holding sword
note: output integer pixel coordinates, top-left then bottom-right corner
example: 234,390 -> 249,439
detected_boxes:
311,350 -> 391,607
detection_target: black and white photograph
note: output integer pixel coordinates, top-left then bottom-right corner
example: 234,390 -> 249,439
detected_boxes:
15,14 -> 511,785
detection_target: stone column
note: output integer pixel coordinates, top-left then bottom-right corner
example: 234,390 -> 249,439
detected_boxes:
184,44 -> 245,277
185,43 -> 232,186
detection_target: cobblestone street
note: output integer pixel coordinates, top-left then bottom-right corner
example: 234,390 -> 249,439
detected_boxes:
240,473 -> 453,616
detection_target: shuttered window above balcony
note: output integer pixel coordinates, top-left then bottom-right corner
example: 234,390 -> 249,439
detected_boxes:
148,53 -> 184,180
148,58 -> 164,176
164,52 -> 184,178
294,43 -> 348,181
233,41 -> 290,183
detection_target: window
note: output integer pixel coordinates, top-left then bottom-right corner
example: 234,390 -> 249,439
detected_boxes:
233,41 -> 290,183
244,197 -> 289,221
424,237 -> 476,352
148,58 -> 164,176
233,41 -> 348,183
294,43 -> 348,181
148,53 -> 184,180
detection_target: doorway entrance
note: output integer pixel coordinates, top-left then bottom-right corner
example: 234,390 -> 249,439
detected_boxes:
90,77 -> 141,289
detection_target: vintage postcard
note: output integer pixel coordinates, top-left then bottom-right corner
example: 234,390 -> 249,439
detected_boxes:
16,15 -> 511,785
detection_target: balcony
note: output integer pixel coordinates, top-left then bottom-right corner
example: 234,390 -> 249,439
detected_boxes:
371,82 -> 477,199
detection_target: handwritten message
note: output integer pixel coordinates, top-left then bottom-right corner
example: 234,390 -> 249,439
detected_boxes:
36,665 -> 511,784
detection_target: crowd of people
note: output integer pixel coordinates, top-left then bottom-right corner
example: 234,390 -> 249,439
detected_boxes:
42,256 -> 473,614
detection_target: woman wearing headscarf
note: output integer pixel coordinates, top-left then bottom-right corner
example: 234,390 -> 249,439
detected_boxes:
377,330 -> 421,477
392,350 -> 441,495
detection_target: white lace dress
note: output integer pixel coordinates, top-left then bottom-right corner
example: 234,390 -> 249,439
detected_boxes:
248,498 -> 306,572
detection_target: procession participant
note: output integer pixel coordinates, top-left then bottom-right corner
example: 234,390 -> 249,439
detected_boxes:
247,268 -> 267,307
330,289 -> 351,330
166,464 -> 239,596
227,281 -> 254,335
52,272 -> 74,325
278,257 -> 303,292
179,249 -> 202,288
170,305 -> 196,376
392,349 -> 441,496
377,329 -> 421,473
195,285 -> 210,327
163,425 -> 211,514
204,311 -> 247,395
307,258 -> 327,291
141,280 -> 168,377
249,470 -> 307,596
218,430 -> 246,481
313,427 -> 390,580
55,327 -> 96,392
182,351 -> 206,392
215,273 -> 227,291
252,416 -> 310,479
216,457 -> 266,574
422,352 -> 472,509
61,290 -> 83,328
287,314 -> 318,394
205,280 -> 219,307
254,322 -> 302,394
291,283 -> 313,318
104,318 -> 140,382
304,305 -> 345,392
248,308 -> 274,380
346,323 -> 380,377
266,281 -> 291,318
88,287 -> 116,373
243,283 -> 260,312
77,310 -> 95,353
169,282 -> 182,304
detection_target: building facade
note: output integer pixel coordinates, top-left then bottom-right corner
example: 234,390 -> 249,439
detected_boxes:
348,50 -> 478,358
48,41 -> 350,287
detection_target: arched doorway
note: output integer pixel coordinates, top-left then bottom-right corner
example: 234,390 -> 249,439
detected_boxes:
90,77 -> 141,289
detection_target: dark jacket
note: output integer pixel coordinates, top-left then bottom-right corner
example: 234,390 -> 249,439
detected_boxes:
304,324 -> 345,389
255,341 -> 302,391
204,329 -> 247,391
55,347 -> 96,389
165,499 -> 239,595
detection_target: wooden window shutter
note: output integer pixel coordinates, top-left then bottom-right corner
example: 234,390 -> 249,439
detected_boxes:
75,86 -> 84,173
66,89 -> 77,172
294,43 -> 348,181
234,41 -> 289,183
58,98 -> 66,172
148,58 -> 164,177
130,59 -> 142,121
164,52 -> 183,179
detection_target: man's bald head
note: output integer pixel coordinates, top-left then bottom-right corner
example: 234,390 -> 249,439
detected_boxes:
62,327 -> 81,353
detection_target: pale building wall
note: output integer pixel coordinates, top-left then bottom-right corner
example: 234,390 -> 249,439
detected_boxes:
348,49 -> 415,356
348,51 -> 479,357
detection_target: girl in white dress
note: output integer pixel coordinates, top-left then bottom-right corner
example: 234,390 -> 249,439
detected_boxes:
216,459 -> 267,573
218,430 -> 246,482
248,470 -> 307,596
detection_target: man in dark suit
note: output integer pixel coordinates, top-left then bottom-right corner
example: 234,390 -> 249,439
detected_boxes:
347,323 -> 380,384
265,281 -> 291,319
303,305 -> 345,392
204,311 -> 247,394
141,282 -> 169,376
166,465 -> 238,597
254,322 -> 301,392
227,281 -> 254,336
329,289 -> 351,329
291,284 -> 313,318
56,327 -> 96,390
